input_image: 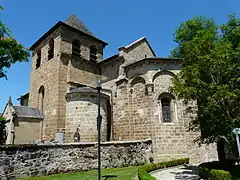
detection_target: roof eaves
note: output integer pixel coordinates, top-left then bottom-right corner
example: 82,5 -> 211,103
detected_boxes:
119,37 -> 156,57
125,37 -> 146,49
1,103 -> 8,117
30,21 -> 108,50
13,106 -> 44,119
30,21 -> 63,50
17,115 -> 44,119
98,54 -> 119,64
123,57 -> 183,69
17,92 -> 29,101
145,39 -> 156,57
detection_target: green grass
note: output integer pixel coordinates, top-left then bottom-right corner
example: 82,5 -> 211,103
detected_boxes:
19,166 -> 139,180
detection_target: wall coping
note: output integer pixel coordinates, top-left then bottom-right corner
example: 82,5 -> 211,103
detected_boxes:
0,139 -> 152,151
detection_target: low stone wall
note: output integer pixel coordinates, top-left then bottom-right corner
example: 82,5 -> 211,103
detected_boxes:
0,139 -> 152,179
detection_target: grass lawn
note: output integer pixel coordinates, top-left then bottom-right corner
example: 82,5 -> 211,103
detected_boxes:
19,166 -> 139,180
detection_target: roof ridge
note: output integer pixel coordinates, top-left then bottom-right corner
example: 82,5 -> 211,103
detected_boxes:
64,14 -> 94,37
124,36 -> 146,49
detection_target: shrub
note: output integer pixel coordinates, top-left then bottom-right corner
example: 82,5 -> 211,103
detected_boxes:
198,162 -> 231,180
198,166 -> 210,179
138,167 -> 156,180
209,169 -> 231,180
138,158 -> 189,180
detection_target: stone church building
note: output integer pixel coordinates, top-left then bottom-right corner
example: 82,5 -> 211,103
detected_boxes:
3,15 -> 217,163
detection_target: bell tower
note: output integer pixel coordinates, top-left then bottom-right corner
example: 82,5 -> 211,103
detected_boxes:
28,14 -> 107,138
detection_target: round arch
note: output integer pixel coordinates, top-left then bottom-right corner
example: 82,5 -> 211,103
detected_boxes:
38,86 -> 45,111
158,92 -> 176,101
152,70 -> 176,83
130,76 -> 146,87
38,85 -> 45,94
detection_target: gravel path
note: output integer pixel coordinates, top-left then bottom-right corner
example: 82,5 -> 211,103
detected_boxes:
151,165 -> 200,180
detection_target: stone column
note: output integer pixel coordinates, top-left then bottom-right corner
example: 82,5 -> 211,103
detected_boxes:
114,78 -> 129,140
145,84 -> 155,139
158,100 -> 162,123
170,100 -> 177,123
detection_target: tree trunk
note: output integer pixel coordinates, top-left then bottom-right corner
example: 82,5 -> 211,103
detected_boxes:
217,139 -> 226,166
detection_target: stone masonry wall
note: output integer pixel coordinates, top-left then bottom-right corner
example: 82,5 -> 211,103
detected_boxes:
0,140 -> 152,180
129,78 -> 152,140
119,39 -> 155,66
65,92 -> 109,142
29,34 -> 63,137
113,79 -> 130,140
111,62 -> 218,164
29,24 -> 105,140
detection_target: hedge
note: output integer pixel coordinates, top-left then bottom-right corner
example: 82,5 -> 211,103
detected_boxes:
138,158 -> 189,180
198,162 -> 231,180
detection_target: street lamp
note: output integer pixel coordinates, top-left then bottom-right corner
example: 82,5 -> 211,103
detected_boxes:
96,76 -> 102,180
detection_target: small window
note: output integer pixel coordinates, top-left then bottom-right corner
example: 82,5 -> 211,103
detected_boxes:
38,86 -> 45,112
36,49 -> 41,69
90,46 -> 97,61
72,40 -> 81,57
161,98 -> 171,123
48,38 -> 54,60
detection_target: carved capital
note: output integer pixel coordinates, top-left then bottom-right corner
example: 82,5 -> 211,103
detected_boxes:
145,84 -> 154,95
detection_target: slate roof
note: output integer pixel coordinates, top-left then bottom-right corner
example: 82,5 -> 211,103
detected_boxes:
65,14 -> 94,37
98,37 -> 156,65
67,87 -> 110,99
30,14 -> 107,50
17,92 -> 29,100
69,86 -> 98,94
13,106 -> 43,119
123,57 -> 183,69
98,54 -> 119,64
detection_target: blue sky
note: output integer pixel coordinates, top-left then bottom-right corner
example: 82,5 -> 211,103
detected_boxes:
0,0 -> 239,112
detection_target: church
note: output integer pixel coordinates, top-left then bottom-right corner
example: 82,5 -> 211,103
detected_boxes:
2,15 -> 217,163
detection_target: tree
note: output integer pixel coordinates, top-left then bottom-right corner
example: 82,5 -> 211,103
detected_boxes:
170,15 -> 240,164
0,5 -> 29,79
0,116 -> 6,144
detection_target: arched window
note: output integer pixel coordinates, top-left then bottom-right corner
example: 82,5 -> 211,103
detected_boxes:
38,86 -> 45,112
72,40 -> 81,57
48,38 -> 54,60
36,49 -> 41,69
90,46 -> 97,61
158,92 -> 176,123
161,98 -> 171,122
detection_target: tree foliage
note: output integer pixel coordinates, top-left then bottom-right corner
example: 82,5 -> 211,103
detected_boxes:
0,116 -> 6,144
0,5 -> 29,79
171,14 -> 240,145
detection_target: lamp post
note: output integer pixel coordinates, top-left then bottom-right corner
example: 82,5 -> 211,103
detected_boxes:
96,77 -> 102,180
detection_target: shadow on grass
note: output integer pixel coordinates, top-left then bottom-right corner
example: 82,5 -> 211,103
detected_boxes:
169,165 -> 200,180
230,165 -> 240,180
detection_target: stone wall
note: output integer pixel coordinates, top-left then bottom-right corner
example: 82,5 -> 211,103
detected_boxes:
0,139 -> 152,179
29,34 -> 63,137
108,61 -> 218,163
61,26 -> 104,62
28,22 -> 105,139
119,38 -> 155,65
65,90 -> 110,142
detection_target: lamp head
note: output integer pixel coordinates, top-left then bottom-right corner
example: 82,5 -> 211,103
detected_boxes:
96,75 -> 102,90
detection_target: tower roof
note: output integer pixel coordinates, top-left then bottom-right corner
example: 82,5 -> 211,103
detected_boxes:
64,14 -> 94,37
30,15 -> 107,50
